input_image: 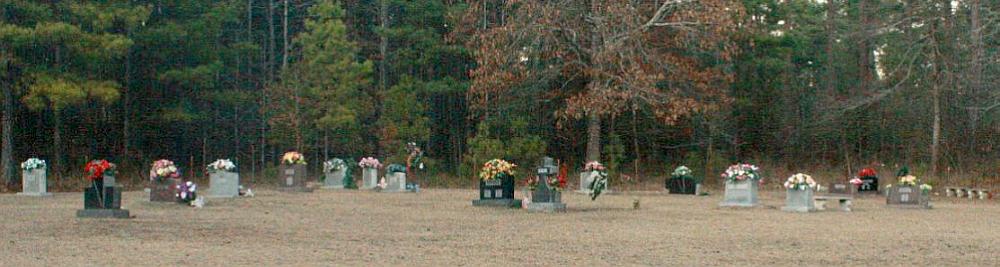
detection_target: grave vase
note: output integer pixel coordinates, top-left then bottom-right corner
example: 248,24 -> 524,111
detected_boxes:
18,168 -> 51,197
719,179 -> 760,207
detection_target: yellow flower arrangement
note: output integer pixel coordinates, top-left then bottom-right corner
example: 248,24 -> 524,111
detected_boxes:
479,159 -> 516,181
898,175 -> 917,186
282,151 -> 307,165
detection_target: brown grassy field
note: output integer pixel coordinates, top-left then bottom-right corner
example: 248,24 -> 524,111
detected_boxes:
1,187 -> 997,266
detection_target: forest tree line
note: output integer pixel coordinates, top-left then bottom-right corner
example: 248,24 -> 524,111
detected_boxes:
1,0 -> 998,188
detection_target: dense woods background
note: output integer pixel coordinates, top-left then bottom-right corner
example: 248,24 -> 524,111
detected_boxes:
1,0 -> 997,190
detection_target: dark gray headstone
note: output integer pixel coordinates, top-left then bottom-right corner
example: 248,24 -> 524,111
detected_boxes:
887,185 -> 931,209
527,157 -> 565,213
278,164 -> 312,192
149,178 -> 179,202
719,180 -> 759,207
207,171 -> 240,198
18,169 -> 51,197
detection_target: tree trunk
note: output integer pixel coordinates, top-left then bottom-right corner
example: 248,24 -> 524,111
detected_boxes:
282,0 -> 289,70
825,0 -> 837,93
968,0 -> 982,155
267,0 -> 275,81
1,58 -> 13,187
586,113 -> 601,162
122,31 -> 132,170
857,0 -> 871,95
52,109 -> 63,181
931,79 -> 940,178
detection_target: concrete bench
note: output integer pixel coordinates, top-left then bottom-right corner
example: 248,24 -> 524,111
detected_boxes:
813,195 -> 853,212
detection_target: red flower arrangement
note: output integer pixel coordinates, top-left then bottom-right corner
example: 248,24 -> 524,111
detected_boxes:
84,160 -> 115,181
858,168 -> 877,178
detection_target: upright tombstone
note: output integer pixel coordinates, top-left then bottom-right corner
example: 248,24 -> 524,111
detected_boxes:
77,160 -> 130,218
857,168 -> 879,193
383,164 -> 408,193
206,159 -> 239,198
887,185 -> 931,209
472,159 -> 520,208
527,157 -> 566,213
359,157 -> 382,190
18,158 -> 51,197
322,159 -> 347,189
278,152 -> 312,192
719,164 -> 761,208
828,182 -> 856,196
666,166 -> 700,195
279,164 -> 312,192
781,174 -> 817,212
149,159 -> 181,202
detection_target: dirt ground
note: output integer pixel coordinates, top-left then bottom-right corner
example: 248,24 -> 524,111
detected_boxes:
1,187 -> 997,266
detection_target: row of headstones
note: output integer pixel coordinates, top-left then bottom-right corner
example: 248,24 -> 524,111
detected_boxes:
16,159 -> 242,199
718,176 -> 932,212
279,163 -> 412,192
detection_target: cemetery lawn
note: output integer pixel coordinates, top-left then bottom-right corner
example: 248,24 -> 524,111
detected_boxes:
2,189 -> 998,265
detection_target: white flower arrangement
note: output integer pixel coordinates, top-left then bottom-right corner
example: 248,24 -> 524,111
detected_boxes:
672,166 -> 692,178
207,159 -> 236,173
323,158 -> 347,173
783,173 -> 817,190
919,184 -> 933,193
20,158 -> 46,171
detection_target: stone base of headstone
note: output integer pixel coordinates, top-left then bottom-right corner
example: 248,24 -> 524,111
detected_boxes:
149,179 -> 179,202
526,202 -> 566,213
322,169 -> 346,189
76,209 -> 130,219
719,180 -> 759,207
207,171 -> 240,198
781,188 -> 816,213
277,186 -> 314,193
472,199 -> 522,208
382,172 -> 408,193
361,168 -> 378,189
16,192 -> 52,197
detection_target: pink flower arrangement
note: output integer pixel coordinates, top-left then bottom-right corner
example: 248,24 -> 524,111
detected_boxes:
359,157 -> 382,169
721,163 -> 761,182
150,159 -> 180,181
849,177 -> 863,185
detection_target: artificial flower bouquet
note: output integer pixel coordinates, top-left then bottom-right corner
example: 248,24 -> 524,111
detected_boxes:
85,160 -> 115,181
479,159 -> 516,181
898,175 -> 918,186
21,158 -> 46,171
282,151 -> 306,165
525,176 -> 539,191
207,159 -> 236,173
784,173 -> 817,191
359,157 -> 382,169
176,181 -> 197,203
858,168 -> 877,179
722,163 -> 761,183
150,159 -> 180,182
849,177 -> 864,185
323,158 -> 347,173
672,166 -> 693,179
